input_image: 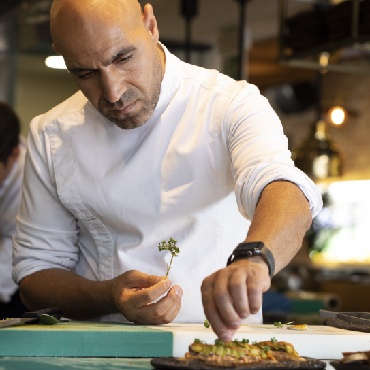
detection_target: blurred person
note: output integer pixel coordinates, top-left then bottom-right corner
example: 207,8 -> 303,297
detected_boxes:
0,102 -> 27,319
13,0 -> 322,341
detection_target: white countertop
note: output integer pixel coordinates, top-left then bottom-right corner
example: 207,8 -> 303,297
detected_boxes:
156,323 -> 370,359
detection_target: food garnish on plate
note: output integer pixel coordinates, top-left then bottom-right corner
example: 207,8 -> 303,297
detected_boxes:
287,324 -> 308,331
185,337 -> 304,365
341,351 -> 370,364
151,337 -> 325,369
330,350 -> 370,370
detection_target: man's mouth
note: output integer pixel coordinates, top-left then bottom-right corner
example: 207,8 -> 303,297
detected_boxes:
110,100 -> 137,114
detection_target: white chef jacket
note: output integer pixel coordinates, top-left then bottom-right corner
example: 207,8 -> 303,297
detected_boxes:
0,139 -> 26,303
13,45 -> 322,323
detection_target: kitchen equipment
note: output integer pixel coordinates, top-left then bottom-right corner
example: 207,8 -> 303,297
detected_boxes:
0,308 -> 61,328
320,309 -> 370,332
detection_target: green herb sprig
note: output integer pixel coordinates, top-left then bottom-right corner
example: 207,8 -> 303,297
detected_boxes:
273,321 -> 294,329
158,237 -> 180,277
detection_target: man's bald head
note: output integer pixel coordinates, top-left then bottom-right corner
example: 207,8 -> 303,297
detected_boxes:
48,0 -> 164,130
50,0 -> 144,55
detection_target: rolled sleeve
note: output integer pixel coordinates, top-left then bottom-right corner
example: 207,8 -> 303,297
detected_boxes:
225,83 -> 322,220
235,162 -> 322,220
12,118 -> 79,284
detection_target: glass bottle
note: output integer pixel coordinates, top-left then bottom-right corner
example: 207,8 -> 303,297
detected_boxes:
293,120 -> 343,181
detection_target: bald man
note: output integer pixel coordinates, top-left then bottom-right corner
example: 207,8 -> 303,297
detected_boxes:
13,0 -> 322,342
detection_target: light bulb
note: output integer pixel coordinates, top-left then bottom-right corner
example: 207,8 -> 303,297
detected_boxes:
328,106 -> 346,126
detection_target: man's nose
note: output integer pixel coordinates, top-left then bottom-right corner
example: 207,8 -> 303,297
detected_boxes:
100,70 -> 126,103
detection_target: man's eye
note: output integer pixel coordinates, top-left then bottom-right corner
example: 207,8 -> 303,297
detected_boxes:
118,55 -> 133,64
77,71 -> 94,80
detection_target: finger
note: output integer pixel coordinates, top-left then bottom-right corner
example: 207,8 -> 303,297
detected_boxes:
212,269 -> 241,328
247,279 -> 263,314
143,285 -> 183,324
128,278 -> 172,308
125,270 -> 168,288
245,261 -> 271,314
228,267 -> 250,318
201,274 -> 236,342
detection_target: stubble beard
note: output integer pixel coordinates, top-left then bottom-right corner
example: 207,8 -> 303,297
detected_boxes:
99,58 -> 163,130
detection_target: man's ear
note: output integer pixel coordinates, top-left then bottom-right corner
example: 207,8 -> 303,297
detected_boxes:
142,4 -> 159,42
6,145 -> 20,167
11,146 -> 20,160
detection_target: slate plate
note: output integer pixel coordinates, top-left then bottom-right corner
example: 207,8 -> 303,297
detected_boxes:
151,357 -> 326,370
330,360 -> 370,370
325,318 -> 370,333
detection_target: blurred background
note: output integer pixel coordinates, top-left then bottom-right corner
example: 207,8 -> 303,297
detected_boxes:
1,0 -> 370,323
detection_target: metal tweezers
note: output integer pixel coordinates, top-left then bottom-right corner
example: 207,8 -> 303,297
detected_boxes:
320,309 -> 370,332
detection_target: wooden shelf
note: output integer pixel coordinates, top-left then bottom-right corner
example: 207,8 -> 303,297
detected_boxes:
278,0 -> 370,74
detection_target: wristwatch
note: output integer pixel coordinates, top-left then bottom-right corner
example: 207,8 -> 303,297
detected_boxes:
226,241 -> 275,278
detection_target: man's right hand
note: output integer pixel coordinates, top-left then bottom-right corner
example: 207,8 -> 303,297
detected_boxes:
19,268 -> 182,323
112,270 -> 183,324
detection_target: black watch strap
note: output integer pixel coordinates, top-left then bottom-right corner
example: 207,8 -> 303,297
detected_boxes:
227,241 -> 275,278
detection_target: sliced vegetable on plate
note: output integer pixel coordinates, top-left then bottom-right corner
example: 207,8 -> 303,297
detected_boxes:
151,337 -> 325,369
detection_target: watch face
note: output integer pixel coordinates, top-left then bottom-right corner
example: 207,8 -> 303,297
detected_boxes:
238,242 -> 264,251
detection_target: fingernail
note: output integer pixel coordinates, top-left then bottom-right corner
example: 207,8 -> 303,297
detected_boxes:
174,286 -> 183,297
165,279 -> 172,287
240,312 -> 249,318
230,321 -> 241,329
220,331 -> 233,342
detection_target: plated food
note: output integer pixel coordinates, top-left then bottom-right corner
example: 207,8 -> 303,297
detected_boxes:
151,338 -> 325,370
331,350 -> 370,370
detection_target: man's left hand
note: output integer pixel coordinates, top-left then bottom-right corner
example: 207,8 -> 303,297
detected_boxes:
201,257 -> 271,342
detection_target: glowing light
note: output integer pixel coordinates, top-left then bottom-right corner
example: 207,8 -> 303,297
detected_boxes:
310,180 -> 370,267
45,56 -> 67,70
319,52 -> 330,67
328,106 -> 346,125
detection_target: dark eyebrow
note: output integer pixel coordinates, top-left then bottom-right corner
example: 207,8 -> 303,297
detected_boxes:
68,46 -> 136,75
68,67 -> 95,75
104,46 -> 136,66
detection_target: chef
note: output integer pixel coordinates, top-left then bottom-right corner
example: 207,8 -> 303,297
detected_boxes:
0,102 -> 27,319
13,0 -> 322,342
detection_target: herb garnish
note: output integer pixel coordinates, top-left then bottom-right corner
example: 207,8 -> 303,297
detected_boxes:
274,321 -> 294,329
158,237 -> 180,278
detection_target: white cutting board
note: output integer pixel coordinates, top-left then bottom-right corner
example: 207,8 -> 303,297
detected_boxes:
156,324 -> 370,360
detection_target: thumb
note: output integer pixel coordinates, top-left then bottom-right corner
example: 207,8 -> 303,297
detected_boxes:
146,274 -> 169,287
125,270 -> 169,288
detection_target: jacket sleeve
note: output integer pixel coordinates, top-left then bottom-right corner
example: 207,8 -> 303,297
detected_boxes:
13,117 -> 79,284
224,82 -> 322,220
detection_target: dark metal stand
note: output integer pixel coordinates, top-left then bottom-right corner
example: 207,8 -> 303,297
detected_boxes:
180,0 -> 198,63
234,0 -> 251,80
315,71 -> 323,122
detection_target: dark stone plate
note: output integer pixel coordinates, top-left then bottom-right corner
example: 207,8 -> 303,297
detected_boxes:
325,318 -> 370,333
151,357 -> 326,370
330,360 -> 370,370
